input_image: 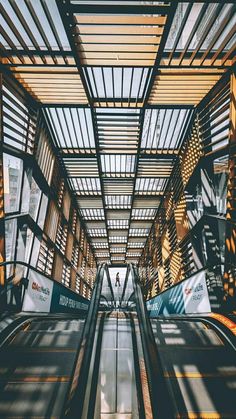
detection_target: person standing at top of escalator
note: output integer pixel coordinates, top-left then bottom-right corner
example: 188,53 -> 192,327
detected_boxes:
115,272 -> 121,287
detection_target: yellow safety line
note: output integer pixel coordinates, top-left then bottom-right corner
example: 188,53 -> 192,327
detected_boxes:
158,346 -> 223,351
2,376 -> 70,383
8,348 -> 76,352
208,313 -> 236,335
164,371 -> 236,378
176,413 -> 236,419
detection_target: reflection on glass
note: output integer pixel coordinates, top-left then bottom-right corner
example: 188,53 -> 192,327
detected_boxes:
214,156 -> 228,215
186,183 -> 203,228
30,237 -> 41,267
218,219 -> 226,263
5,219 -> 17,277
16,223 -> 27,263
21,171 -> 42,220
165,3 -> 235,52
37,194 -> 48,229
3,154 -> 23,213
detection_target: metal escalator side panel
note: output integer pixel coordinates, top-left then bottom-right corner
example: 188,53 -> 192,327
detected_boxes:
130,263 -> 176,419
129,312 -> 150,418
61,264 -> 106,419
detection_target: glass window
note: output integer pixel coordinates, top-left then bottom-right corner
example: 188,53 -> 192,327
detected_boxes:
5,218 -> 17,278
30,237 -> 41,267
21,171 -> 42,220
29,178 -> 41,220
3,154 -> 23,213
214,156 -> 229,215
218,219 -> 226,264
186,183 -> 203,228
37,194 -> 48,230
16,223 -> 28,263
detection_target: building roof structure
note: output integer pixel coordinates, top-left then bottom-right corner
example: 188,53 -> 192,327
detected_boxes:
1,0 -> 235,265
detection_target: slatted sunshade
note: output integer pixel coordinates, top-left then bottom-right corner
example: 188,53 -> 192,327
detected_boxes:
74,9 -> 168,66
1,0 -> 235,265
11,66 -> 88,104
141,108 -> 193,152
105,196 -> 132,209
45,108 -> 95,152
1,0 -> 88,104
163,2 -> 236,67
95,108 -> 140,153
135,178 -> 167,195
70,178 -> 101,196
84,67 -> 153,107
149,69 -> 226,105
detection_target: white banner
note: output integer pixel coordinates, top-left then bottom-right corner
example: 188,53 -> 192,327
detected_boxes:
22,270 -> 53,313
182,270 -> 211,314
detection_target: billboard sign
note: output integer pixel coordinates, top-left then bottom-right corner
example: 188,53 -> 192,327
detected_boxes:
22,270 -> 53,313
146,270 -> 211,317
50,282 -> 89,314
22,270 -> 89,314
182,270 -> 211,314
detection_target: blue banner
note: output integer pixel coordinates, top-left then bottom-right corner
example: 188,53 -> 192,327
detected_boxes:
50,282 -> 89,314
146,270 -> 211,317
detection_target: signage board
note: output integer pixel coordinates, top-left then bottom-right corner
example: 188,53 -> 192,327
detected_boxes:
182,270 -> 211,314
50,281 -> 89,314
22,270 -> 89,314
22,270 -> 53,313
146,270 -> 211,317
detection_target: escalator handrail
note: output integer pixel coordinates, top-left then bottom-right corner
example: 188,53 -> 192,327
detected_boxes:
104,264 -> 115,305
153,314 -> 236,352
120,264 -> 130,306
87,312 -> 106,418
61,263 -> 106,419
130,263 -> 175,419
0,316 -> 33,347
129,312 -> 146,418
191,316 -> 236,352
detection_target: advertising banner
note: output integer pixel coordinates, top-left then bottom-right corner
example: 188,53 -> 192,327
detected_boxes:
22,270 -> 90,314
50,281 -> 89,314
146,270 -> 211,317
22,270 -> 53,313
182,270 -> 211,314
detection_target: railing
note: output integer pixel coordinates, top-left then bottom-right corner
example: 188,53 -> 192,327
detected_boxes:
119,266 -> 135,308
99,264 -> 115,308
129,263 -> 175,418
0,261 -> 32,312
62,263 -> 106,419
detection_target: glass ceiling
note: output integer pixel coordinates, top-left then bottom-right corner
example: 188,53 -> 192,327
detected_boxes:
1,0 -> 235,265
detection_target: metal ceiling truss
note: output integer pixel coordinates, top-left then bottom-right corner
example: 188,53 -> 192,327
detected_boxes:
1,0 -> 235,264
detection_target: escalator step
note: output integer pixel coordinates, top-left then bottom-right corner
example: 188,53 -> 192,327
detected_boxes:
8,331 -> 82,349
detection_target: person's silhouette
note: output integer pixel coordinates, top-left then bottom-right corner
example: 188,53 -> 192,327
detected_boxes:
115,272 -> 121,287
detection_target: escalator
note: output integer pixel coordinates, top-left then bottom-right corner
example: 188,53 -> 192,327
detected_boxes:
130,263 -> 236,418
150,316 -> 236,418
80,267 -> 150,418
82,309 -> 154,419
0,264 -> 150,418
1,263 -> 236,418
92,311 -> 143,418
0,315 -> 85,418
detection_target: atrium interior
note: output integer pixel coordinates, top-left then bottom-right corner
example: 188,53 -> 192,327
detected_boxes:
0,0 -> 236,418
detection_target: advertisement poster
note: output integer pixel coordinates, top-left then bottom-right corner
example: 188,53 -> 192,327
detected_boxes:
182,270 -> 211,314
50,282 -> 89,314
146,270 -> 211,317
22,270 -> 53,313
